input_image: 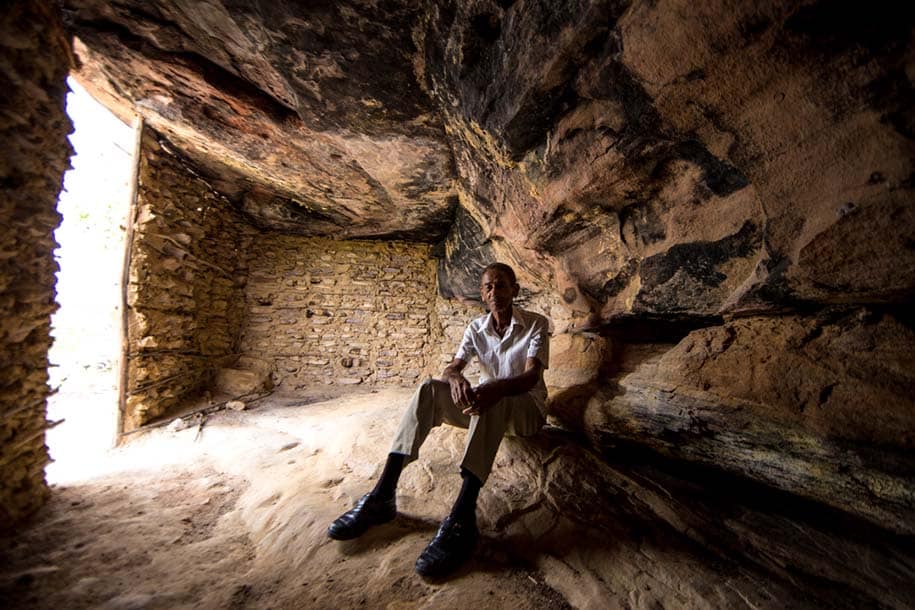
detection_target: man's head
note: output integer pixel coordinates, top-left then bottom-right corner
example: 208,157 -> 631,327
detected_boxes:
480,263 -> 519,315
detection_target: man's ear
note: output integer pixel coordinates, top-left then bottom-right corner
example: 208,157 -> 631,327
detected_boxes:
511,282 -> 520,297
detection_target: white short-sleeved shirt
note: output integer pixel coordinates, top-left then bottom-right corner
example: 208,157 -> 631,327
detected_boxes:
454,306 -> 550,413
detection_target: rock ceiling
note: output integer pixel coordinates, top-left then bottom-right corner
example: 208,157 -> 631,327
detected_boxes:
62,0 -> 914,324
64,0 -> 457,241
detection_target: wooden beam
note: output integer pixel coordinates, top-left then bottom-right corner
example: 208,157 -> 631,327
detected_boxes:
117,114 -> 143,442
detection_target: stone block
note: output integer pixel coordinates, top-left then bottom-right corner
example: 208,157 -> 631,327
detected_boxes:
215,367 -> 269,396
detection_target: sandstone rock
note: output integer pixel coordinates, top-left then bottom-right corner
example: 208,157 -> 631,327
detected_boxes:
420,0 -> 915,322
571,310 -> 915,534
543,332 -> 611,390
233,357 -> 273,386
64,0 -> 456,241
487,430 -> 915,609
59,0 -> 915,321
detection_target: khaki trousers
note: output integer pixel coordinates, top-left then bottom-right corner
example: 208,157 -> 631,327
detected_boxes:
390,378 -> 545,483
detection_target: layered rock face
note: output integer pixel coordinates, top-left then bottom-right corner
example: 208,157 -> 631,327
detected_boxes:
0,2 -> 72,526
416,0 -> 914,534
4,0 -> 908,534
579,310 -> 915,533
62,0 -> 457,241
426,0 -> 914,317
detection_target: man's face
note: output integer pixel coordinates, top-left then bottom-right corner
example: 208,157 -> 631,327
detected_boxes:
480,269 -> 519,314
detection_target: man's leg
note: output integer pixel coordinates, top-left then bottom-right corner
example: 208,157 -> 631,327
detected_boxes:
368,452 -> 407,502
459,393 -> 544,484
415,394 -> 544,577
389,377 -> 470,463
362,376 -> 472,502
328,378 -> 468,540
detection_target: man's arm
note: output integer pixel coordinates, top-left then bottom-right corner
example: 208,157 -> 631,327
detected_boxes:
462,357 -> 543,416
442,358 -> 475,408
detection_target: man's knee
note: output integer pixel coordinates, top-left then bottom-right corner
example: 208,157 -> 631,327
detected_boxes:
416,377 -> 437,400
418,377 -> 452,396
411,377 -> 440,414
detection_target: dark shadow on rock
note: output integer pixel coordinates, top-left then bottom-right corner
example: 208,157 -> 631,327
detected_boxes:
545,383 -> 598,436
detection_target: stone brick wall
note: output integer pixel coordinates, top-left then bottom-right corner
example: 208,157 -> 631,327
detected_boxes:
124,133 -> 253,431
428,297 -> 484,383
0,1 -> 72,527
239,238 -> 438,390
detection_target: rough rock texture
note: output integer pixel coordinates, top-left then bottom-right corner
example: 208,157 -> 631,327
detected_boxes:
0,0 -> 908,547
489,430 -> 915,609
428,296 -> 485,382
214,356 -> 273,397
422,0 -> 915,318
239,237 -> 438,389
569,309 -> 915,534
124,132 -> 254,431
61,0 -> 914,315
422,0 -> 914,531
59,1 -> 915,311
0,1 -> 71,527
63,0 -> 457,241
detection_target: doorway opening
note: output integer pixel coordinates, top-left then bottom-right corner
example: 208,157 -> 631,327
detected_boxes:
45,77 -> 135,484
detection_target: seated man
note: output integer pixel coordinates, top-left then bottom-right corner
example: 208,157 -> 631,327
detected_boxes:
327,262 -> 550,578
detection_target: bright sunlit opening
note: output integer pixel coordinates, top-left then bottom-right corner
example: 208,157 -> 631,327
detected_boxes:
46,77 -> 135,484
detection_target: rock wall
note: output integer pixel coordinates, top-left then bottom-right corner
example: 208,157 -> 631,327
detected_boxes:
419,0 -> 915,533
428,297 -> 485,382
424,0 -> 914,317
239,238 -> 437,389
63,0 -> 457,242
0,1 -> 71,527
124,133 -> 253,431
582,310 -> 915,533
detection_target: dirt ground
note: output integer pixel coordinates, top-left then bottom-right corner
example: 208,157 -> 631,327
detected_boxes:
2,387 -> 913,609
1,389 -> 570,609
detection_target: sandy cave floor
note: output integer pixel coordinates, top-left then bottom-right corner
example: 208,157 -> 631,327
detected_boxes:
1,388 -> 570,609
2,387 -> 914,609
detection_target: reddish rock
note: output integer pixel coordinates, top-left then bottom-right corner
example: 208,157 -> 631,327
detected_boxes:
578,310 -> 915,534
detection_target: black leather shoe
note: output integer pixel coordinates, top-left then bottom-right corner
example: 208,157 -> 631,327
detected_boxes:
327,493 -> 396,540
414,515 -> 478,578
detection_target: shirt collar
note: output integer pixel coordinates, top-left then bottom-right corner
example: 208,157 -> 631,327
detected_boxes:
484,306 -> 525,336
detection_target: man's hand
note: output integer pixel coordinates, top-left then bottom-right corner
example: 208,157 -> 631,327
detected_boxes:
461,381 -> 502,416
449,374 -> 476,409
442,358 -> 475,409
442,356 -> 543,416
460,357 -> 543,416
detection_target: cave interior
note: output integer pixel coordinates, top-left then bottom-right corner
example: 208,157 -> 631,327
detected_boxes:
1,0 -> 914,607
